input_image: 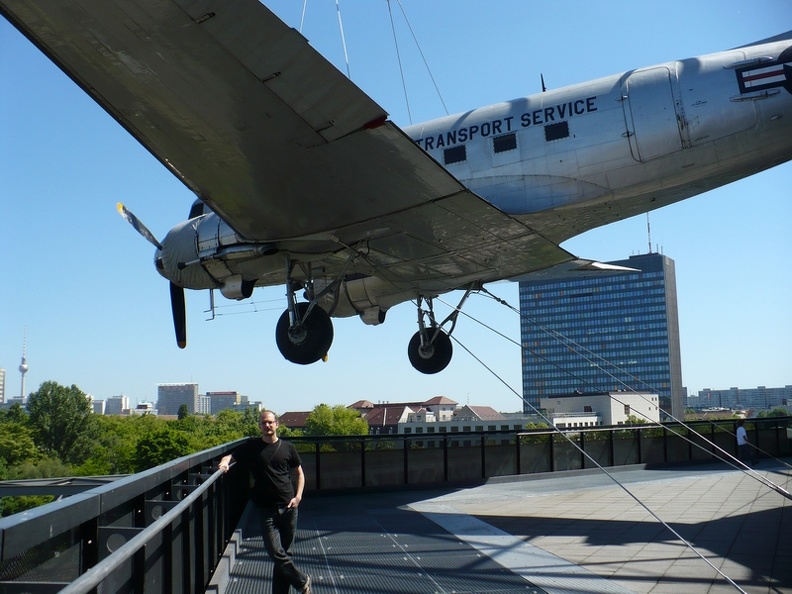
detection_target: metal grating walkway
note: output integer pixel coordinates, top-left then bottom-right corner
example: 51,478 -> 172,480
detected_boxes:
222,488 -> 625,594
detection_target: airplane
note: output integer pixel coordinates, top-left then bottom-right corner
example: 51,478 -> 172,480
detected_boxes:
2,1 -> 791,375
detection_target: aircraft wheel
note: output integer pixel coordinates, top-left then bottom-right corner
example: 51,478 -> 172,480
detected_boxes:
408,329 -> 453,374
276,302 -> 334,365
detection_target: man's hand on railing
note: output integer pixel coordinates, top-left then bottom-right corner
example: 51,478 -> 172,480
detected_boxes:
217,456 -> 234,473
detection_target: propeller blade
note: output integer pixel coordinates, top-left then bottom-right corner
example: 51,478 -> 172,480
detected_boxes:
117,202 -> 162,250
170,282 -> 187,349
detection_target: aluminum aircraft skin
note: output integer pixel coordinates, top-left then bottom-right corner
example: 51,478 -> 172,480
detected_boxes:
3,1 -> 792,373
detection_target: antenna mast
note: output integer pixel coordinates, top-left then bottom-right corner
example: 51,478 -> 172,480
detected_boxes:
646,213 -> 652,254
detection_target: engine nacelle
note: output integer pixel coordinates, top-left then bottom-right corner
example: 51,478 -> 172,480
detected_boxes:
315,276 -> 420,325
157,211 -> 277,293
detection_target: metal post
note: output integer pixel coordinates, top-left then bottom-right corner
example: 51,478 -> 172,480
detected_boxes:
360,439 -> 366,488
403,436 -> 409,485
443,435 -> 449,482
480,435 -> 486,478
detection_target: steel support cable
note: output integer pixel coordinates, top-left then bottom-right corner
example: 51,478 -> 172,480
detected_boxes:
299,0 -> 308,32
58,468 -> 227,594
447,332 -> 749,594
386,0 -> 412,124
697,417 -> 792,473
437,292 -> 735,466
334,0 -> 351,78
393,0 -> 449,116
457,289 -> 792,500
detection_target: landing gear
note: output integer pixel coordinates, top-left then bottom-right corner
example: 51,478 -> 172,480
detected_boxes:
275,261 -> 334,365
275,301 -> 333,365
408,327 -> 452,374
407,289 -> 473,374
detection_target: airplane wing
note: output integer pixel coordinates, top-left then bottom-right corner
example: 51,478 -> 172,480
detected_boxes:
1,0 -> 575,289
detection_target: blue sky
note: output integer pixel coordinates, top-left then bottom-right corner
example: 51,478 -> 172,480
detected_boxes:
1,0 -> 790,414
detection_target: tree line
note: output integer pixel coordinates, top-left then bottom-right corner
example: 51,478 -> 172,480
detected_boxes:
0,381 -> 368,516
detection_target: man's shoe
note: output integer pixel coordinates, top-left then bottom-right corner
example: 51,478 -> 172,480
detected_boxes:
301,575 -> 312,594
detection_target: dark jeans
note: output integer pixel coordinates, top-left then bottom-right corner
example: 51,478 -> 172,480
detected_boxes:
739,443 -> 756,464
258,505 -> 309,594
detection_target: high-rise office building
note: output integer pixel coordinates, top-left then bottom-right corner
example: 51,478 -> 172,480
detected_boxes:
519,252 -> 683,420
157,383 -> 199,416
105,395 -> 130,415
206,391 -> 240,415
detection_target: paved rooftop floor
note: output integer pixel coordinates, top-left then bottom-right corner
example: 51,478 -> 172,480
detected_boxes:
221,459 -> 792,594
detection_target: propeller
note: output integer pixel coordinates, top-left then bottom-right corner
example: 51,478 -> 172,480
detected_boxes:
117,202 -> 187,349
117,202 -> 162,249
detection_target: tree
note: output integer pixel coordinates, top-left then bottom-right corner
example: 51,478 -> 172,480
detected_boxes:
0,421 -> 40,467
0,402 -> 27,424
756,408 -> 790,418
136,428 -> 192,471
177,404 -> 190,420
26,381 -> 98,464
0,456 -> 70,517
305,404 -> 369,436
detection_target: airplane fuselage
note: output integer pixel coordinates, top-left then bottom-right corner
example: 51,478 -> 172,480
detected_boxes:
163,32 -> 792,316
406,35 -> 792,245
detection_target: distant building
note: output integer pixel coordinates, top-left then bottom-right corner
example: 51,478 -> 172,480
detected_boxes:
91,399 -> 106,415
694,385 -> 792,410
279,411 -> 310,431
540,391 -> 661,428
207,391 -> 241,415
105,395 -> 130,415
0,368 -> 5,404
157,383 -> 199,416
344,397 -> 540,435
519,252 -> 683,421
129,402 -> 157,416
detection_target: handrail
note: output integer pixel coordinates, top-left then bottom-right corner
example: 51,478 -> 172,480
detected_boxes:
0,418 -> 787,593
58,468 -> 225,594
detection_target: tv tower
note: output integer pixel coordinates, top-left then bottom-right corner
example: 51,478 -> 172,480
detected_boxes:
19,334 -> 29,403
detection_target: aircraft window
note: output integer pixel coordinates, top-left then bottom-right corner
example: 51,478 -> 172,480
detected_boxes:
444,145 -> 466,164
493,133 -> 517,153
545,121 -> 569,141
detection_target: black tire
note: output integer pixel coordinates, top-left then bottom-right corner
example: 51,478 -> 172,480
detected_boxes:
275,302 -> 334,365
408,329 -> 453,374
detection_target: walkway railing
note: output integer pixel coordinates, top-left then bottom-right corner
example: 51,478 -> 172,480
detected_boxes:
0,417 -> 788,593
0,441 -> 249,594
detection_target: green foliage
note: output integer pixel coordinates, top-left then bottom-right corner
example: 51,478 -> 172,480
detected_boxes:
305,404 -> 369,436
177,404 -> 190,420
0,421 -> 40,467
756,408 -> 790,418
136,428 -> 192,471
0,403 -> 28,424
9,456 -> 72,479
0,456 -> 70,516
0,495 -> 55,517
26,381 -> 98,464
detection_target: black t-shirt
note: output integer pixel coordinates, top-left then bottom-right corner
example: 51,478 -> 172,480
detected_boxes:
232,438 -> 302,507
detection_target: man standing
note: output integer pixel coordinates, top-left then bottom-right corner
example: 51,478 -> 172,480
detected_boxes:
736,419 -> 757,466
219,411 -> 312,594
